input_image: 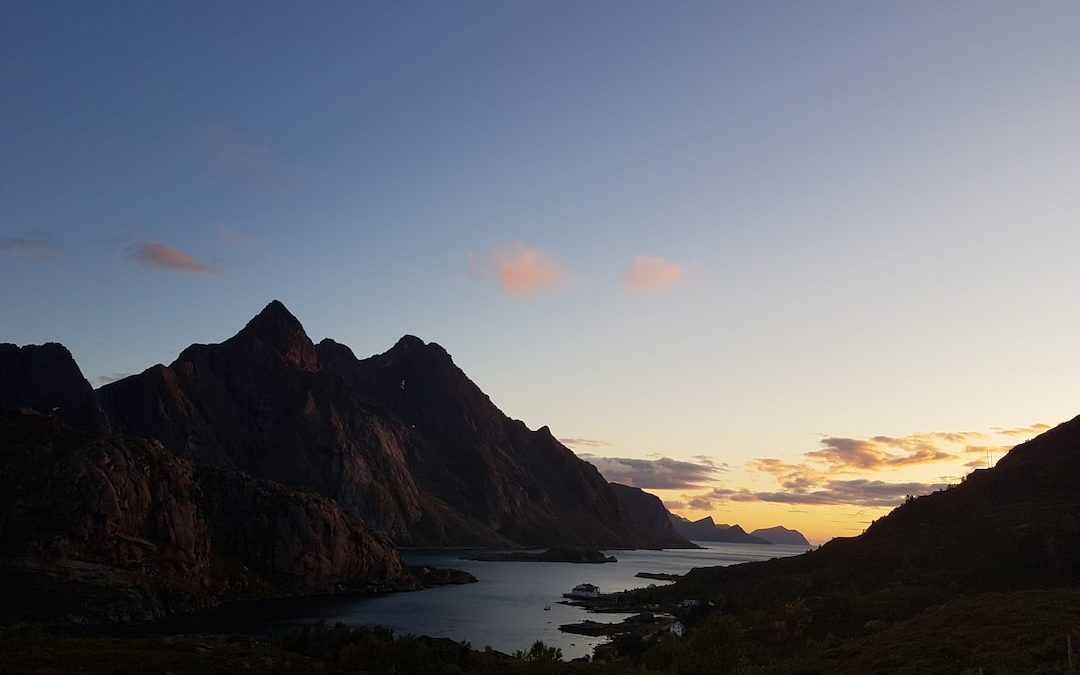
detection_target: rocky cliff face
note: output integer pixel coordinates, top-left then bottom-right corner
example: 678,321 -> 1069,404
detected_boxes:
609,483 -> 695,549
0,410 -> 409,626
90,301 -> 687,548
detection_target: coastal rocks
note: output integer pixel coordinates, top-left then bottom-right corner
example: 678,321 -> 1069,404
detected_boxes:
409,565 -> 478,586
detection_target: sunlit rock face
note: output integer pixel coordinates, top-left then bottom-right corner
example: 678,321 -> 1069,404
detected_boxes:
0,410 -> 410,625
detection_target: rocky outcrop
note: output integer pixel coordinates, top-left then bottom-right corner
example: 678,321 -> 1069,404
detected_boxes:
750,525 -> 810,546
609,483 -> 696,549
0,410 -> 409,626
669,514 -> 772,545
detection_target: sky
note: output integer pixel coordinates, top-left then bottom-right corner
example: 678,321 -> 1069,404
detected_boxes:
3,2 -> 1080,543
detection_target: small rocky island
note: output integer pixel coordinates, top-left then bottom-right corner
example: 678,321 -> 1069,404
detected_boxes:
408,566 -> 478,586
465,546 -> 617,563
635,572 -> 682,581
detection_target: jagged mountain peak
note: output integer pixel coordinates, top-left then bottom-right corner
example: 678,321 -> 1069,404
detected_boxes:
238,299 -> 306,339
220,300 -> 318,371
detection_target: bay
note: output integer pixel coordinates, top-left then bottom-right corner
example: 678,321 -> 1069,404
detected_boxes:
246,542 -> 810,660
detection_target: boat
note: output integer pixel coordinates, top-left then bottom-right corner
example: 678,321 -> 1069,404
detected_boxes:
544,604 -> 551,611
562,583 -> 600,599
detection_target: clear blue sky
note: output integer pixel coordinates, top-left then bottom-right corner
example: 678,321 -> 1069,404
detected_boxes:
4,1 -> 1079,540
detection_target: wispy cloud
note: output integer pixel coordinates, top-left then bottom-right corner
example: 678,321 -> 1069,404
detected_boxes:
796,430 -> 1027,472
577,454 -> 724,489
992,423 -> 1051,437
133,242 -> 221,276
492,244 -> 565,296
0,235 -> 59,260
671,423 -> 1048,512
624,255 -> 683,291
700,479 -> 950,508
806,435 -> 958,469
558,437 -> 613,449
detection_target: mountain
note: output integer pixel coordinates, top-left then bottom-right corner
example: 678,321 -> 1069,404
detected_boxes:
749,525 -> 810,546
609,483 -> 700,549
19,300 -> 691,549
0,409 -> 409,625
0,342 -> 108,431
669,514 -> 772,545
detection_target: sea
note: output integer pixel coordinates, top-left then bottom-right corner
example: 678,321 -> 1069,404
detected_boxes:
161,542 -> 810,661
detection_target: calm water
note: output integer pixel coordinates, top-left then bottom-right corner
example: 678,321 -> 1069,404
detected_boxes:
239,542 -> 810,660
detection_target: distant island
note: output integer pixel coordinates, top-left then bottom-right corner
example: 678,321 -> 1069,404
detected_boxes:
668,514 -> 809,546
749,525 -> 810,546
465,546 -> 617,564
635,572 -> 682,581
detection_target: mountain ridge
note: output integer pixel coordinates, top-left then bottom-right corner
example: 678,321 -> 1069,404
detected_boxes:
8,300 -> 693,550
669,513 -> 775,545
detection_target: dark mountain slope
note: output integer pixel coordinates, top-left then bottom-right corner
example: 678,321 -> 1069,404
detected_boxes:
91,300 -> 685,548
97,303 -> 431,542
0,410 -> 408,626
609,483 -> 696,549
320,334 -> 685,548
0,342 -> 108,431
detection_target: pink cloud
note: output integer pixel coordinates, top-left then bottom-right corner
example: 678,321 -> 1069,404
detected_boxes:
625,255 -> 683,291
493,244 -> 564,296
133,242 -> 221,275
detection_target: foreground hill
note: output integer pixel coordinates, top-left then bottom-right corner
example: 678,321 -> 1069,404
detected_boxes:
4,301 -> 690,549
618,414 -> 1080,672
0,410 -> 409,625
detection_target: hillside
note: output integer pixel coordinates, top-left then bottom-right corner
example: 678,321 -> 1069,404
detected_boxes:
0,410 -> 409,626
618,414 -> 1080,672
